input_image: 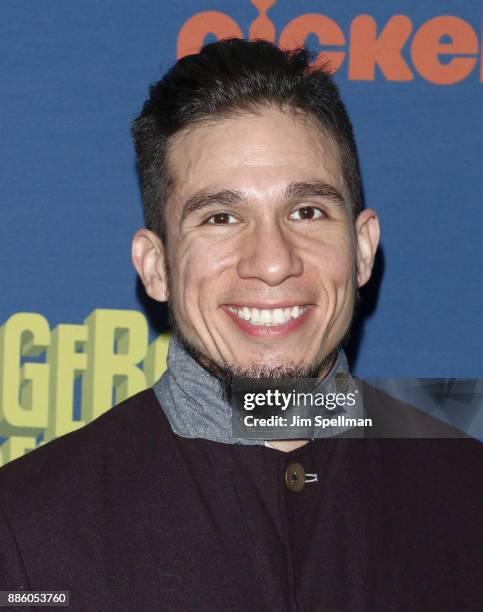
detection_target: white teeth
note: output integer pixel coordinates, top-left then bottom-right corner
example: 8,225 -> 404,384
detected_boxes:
272,308 -> 285,324
260,309 -> 272,324
227,305 -> 306,326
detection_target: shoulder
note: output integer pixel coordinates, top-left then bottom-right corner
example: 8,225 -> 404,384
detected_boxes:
358,379 -> 477,440
0,388 -> 164,505
347,381 -> 483,499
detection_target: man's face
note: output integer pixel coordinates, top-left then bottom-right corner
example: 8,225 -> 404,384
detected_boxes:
134,107 -> 379,378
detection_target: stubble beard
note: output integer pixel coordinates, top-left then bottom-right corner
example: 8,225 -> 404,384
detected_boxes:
166,300 -> 359,404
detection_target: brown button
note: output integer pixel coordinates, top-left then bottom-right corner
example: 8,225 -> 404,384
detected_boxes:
284,462 -> 305,492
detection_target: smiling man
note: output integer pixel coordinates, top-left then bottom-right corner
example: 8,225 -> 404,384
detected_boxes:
132,109 -> 378,382
131,40 -> 379,454
132,93 -> 379,454
0,39 -> 481,611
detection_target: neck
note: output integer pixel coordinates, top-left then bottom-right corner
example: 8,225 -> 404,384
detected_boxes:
263,353 -> 337,452
153,335 -> 357,446
265,439 -> 310,452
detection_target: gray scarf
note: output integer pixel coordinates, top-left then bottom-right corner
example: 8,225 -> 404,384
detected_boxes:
153,335 -> 361,445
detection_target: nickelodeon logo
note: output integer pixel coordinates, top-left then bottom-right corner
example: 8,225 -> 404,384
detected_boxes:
177,0 -> 482,84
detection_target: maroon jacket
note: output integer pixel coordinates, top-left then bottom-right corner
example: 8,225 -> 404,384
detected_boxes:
0,388 -> 481,611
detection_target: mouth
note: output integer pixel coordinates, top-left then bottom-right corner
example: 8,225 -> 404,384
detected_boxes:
226,304 -> 307,326
222,303 -> 312,337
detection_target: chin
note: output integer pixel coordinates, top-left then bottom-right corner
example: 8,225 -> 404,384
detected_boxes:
227,356 -> 316,380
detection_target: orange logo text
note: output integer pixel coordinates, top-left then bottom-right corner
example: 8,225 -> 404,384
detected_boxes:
177,0 -> 482,84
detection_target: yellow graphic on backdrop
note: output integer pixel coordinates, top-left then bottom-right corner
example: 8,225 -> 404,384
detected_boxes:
0,309 -> 170,466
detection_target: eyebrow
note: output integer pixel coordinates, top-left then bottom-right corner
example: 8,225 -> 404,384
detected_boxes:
180,180 -> 345,222
284,180 -> 345,206
181,189 -> 246,222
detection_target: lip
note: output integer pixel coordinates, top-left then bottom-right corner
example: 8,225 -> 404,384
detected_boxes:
223,302 -> 310,309
221,304 -> 313,338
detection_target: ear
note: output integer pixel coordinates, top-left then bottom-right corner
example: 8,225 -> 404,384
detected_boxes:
354,209 -> 380,287
131,229 -> 169,302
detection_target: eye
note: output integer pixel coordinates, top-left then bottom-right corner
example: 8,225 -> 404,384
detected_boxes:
206,212 -> 238,225
289,206 -> 324,221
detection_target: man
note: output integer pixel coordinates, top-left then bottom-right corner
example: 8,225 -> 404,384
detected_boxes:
0,39 -> 481,611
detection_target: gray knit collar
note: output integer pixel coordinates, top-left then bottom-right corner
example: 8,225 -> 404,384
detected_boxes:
153,335 -> 359,445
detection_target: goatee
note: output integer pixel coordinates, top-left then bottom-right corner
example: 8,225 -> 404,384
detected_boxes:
169,307 -> 338,403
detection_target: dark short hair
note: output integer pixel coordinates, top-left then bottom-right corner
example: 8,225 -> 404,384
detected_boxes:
132,38 -> 363,242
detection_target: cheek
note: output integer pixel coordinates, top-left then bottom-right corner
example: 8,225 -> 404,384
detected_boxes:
311,238 -> 355,288
170,237 -> 233,307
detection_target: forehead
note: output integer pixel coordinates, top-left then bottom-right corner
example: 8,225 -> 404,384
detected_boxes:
166,108 -> 347,204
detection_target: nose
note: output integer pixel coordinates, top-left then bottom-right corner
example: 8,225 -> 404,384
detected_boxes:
237,221 -> 303,286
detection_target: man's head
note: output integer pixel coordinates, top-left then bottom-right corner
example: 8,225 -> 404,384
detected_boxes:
131,38 -> 379,381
